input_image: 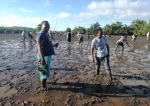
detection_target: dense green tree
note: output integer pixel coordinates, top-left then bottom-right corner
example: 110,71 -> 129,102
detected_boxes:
0,26 -> 34,34
103,24 -> 112,35
130,19 -> 148,36
36,24 -> 41,32
1,19 -> 150,36
72,26 -> 86,34
66,27 -> 71,32
86,22 -> 100,35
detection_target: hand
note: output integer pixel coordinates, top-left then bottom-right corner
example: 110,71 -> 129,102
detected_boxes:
107,54 -> 110,58
41,60 -> 46,65
54,43 -> 59,48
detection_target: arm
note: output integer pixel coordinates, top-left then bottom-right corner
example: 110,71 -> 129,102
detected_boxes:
37,41 -> 46,65
125,40 -> 130,47
116,36 -> 121,41
66,33 -> 68,39
104,37 -> 110,57
106,45 -> 110,57
91,48 -> 94,62
51,34 -> 55,41
48,31 -> 55,41
91,40 -> 95,62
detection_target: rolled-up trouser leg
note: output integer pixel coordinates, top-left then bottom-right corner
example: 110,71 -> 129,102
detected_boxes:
37,55 -> 52,79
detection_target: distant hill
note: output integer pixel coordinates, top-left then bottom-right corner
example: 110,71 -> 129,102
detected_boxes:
12,26 -> 35,30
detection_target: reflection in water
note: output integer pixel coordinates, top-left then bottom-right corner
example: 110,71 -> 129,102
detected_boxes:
131,41 -> 135,50
93,75 -> 112,94
103,85 -> 111,94
28,41 -> 36,52
68,44 -> 71,56
115,51 -> 125,64
79,46 -> 83,56
40,91 -> 49,105
145,42 -> 149,50
93,84 -> 102,93
23,41 -> 26,49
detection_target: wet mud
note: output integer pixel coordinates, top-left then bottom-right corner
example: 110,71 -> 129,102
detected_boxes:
0,34 -> 150,106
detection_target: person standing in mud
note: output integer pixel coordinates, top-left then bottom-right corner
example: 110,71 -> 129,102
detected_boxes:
36,21 -> 55,91
131,35 -> 137,42
77,32 -> 83,45
115,35 -> 130,53
22,31 -> 26,41
147,32 -> 149,41
91,27 -> 112,80
27,31 -> 30,39
29,31 -> 36,42
66,31 -> 71,44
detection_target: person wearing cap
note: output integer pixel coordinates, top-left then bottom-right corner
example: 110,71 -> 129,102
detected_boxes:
115,35 -> 130,53
91,27 -> 112,80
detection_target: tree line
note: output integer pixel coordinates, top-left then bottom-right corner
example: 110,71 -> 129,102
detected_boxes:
0,19 -> 150,36
0,26 -> 35,34
66,19 -> 150,36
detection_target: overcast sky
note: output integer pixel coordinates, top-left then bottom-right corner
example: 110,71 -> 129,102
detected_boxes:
0,0 -> 150,31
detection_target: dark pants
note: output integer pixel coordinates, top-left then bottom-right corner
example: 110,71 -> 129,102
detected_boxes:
117,41 -> 124,51
79,36 -> 83,43
22,35 -> 25,41
95,55 -> 111,75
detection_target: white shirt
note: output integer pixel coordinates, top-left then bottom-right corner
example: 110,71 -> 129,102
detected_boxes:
132,35 -> 136,39
78,34 -> 82,39
91,36 -> 108,58
22,31 -> 25,36
147,32 -> 149,38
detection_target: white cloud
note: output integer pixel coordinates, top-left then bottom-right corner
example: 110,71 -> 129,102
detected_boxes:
44,0 -> 50,6
1,12 -> 9,14
69,24 -> 75,29
0,11 -> 70,30
0,14 -> 54,28
76,0 -> 150,22
65,4 -> 71,10
58,12 -> 71,18
20,8 -> 33,13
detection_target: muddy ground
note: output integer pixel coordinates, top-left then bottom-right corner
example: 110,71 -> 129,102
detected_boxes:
0,34 -> 150,106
